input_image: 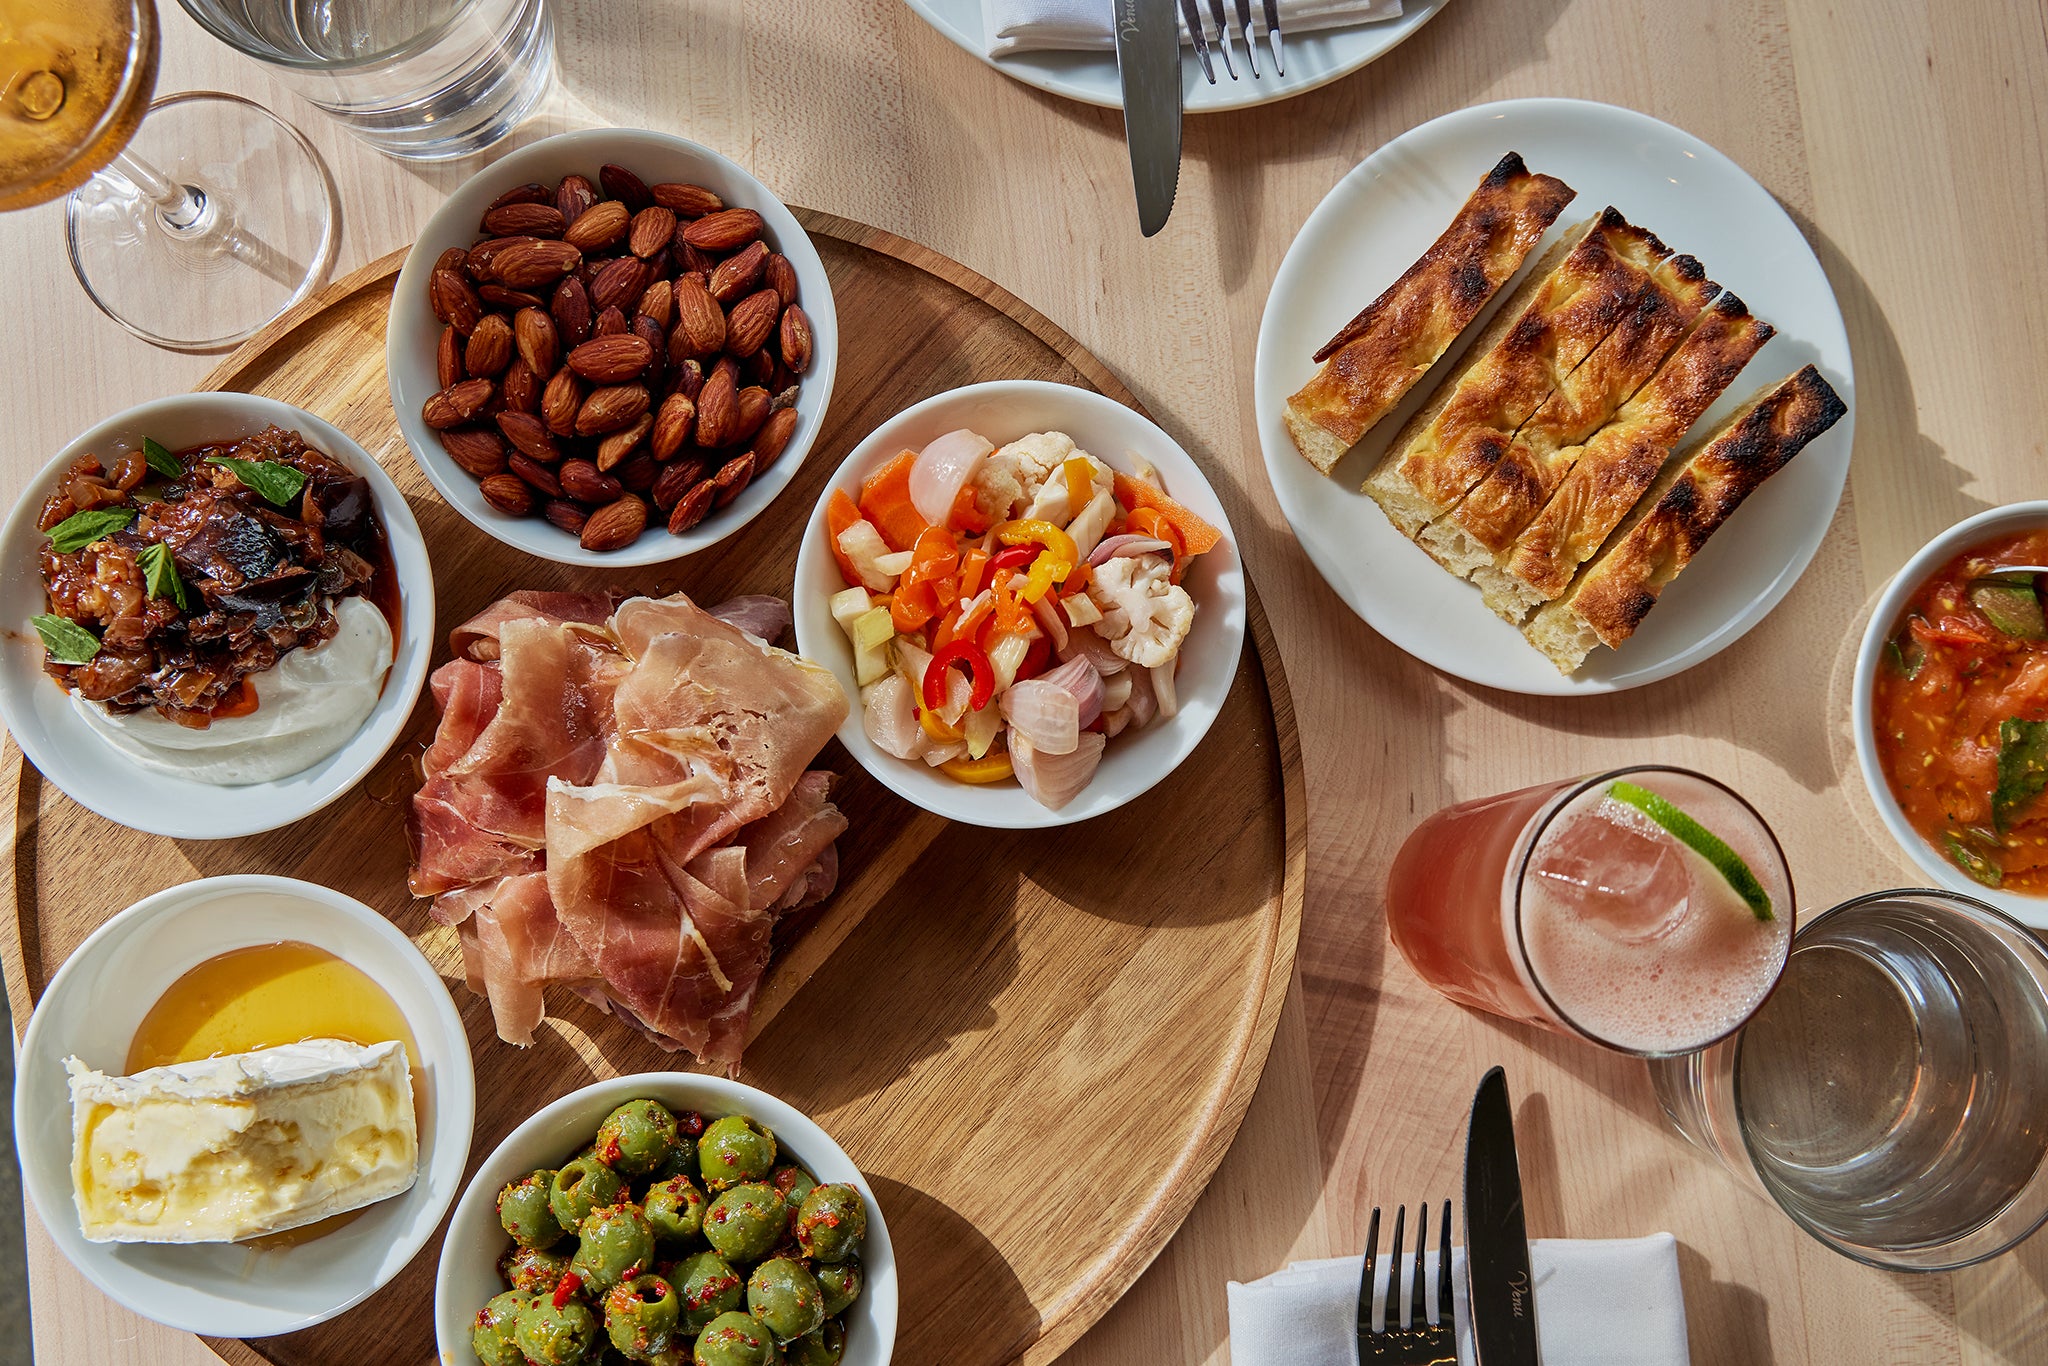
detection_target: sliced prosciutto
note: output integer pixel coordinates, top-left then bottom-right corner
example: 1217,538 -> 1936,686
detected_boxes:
407,590 -> 850,1068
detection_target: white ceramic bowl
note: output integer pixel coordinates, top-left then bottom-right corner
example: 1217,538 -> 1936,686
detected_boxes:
435,1073 -> 896,1366
0,393 -> 434,839
1853,501 -> 2048,927
15,875 -> 475,1337
388,128 -> 838,568
792,380 -> 1246,829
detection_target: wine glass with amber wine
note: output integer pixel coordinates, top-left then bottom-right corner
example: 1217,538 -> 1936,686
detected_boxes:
0,0 -> 336,350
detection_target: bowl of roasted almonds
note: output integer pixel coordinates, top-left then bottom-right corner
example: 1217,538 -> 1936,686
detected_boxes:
388,129 -> 836,567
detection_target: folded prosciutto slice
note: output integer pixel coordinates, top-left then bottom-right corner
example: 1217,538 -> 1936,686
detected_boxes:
409,591 -> 849,1066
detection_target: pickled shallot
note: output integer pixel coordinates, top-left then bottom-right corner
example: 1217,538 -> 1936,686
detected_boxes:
824,427 -> 1222,810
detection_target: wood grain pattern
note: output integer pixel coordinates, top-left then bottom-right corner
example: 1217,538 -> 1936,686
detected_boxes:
0,227 -> 1304,1366
7,1 -> 2048,1364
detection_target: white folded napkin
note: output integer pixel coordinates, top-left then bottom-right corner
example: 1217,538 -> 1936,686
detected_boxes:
982,0 -> 1405,56
1227,1234 -> 1691,1366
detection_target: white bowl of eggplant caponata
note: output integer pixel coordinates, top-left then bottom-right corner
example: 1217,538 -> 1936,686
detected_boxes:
388,127 -> 836,568
435,1073 -> 894,1366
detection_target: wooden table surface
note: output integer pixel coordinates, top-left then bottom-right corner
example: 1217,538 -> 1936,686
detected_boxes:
6,1 -> 2046,1362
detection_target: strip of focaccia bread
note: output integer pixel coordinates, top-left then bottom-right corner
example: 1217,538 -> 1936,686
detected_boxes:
1416,253 -> 1720,577
1523,364 -> 1846,674
1362,208 -> 1672,537
1476,293 -> 1774,622
1284,153 -> 1575,475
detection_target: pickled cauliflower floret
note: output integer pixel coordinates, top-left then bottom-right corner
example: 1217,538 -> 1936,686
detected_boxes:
972,431 -> 1078,523
1023,453 -> 1114,526
1087,554 -> 1193,668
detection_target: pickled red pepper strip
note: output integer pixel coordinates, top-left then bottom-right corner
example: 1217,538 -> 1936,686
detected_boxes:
553,1272 -> 584,1309
924,640 -> 995,711
988,543 -> 1039,574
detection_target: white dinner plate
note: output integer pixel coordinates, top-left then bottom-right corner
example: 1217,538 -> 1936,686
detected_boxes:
1253,97 -> 1855,695
904,0 -> 1448,113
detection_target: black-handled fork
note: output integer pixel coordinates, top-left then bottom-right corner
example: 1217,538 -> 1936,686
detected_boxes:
1357,1200 -> 1457,1364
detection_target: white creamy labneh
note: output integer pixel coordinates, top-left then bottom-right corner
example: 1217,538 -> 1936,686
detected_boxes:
71,595 -> 393,785
65,1038 -> 418,1243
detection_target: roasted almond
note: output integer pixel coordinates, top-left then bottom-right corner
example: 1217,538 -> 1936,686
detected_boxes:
434,246 -> 468,277
745,346 -> 779,387
542,368 -> 584,436
708,240 -> 769,304
555,173 -> 597,225
437,324 -> 462,389
731,385 -> 771,445
628,205 -> 677,259
544,499 -> 588,534
488,181 -> 550,212
559,458 -> 624,504
650,392 -> 696,460
667,478 -> 715,534
438,426 -> 508,478
616,453 -> 658,493
496,409 -> 560,461
479,473 -> 537,517
431,268 -> 483,336
671,275 -> 725,357
580,494 -> 647,551
676,240 -> 717,275
566,333 -> 653,384
463,236 -> 530,281
478,284 -> 544,312
563,198 -> 630,253
766,253 -> 798,308
500,358 -> 541,414
595,306 -> 628,338
651,182 -> 723,216
599,163 -> 652,210
514,307 -> 559,377
588,256 -> 649,314
652,457 -> 708,511
423,378 -> 494,428
635,278 -> 673,329
750,406 -> 800,470
482,201 -> 565,239
724,288 -> 781,357
489,238 -> 582,288
574,383 -> 651,436
551,275 -> 593,346
672,359 -> 706,401
693,362 -> 739,448
779,303 -> 813,374
682,207 -> 764,252
596,413 -> 653,471
631,314 -> 667,379
710,451 -> 755,508
464,313 -> 514,376
510,453 -> 564,497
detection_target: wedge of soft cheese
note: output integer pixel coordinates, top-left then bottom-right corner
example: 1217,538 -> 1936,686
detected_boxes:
65,1039 -> 418,1243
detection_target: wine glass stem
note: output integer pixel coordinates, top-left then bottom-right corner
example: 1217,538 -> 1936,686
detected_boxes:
104,147 -> 208,230
94,147 -> 303,290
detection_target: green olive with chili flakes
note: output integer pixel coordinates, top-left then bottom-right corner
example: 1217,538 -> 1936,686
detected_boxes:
571,1202 -> 657,1293
645,1173 -> 709,1244
813,1257 -> 861,1318
598,1098 -> 683,1177
606,1272 -> 682,1358
702,1182 -> 787,1263
770,1165 -> 816,1231
674,1248 -> 746,1334
500,1241 -> 573,1293
550,1154 -> 626,1230
746,1256 -> 825,1344
698,1115 -> 777,1191
471,1289 -> 530,1366
794,1184 -> 866,1264
784,1319 -> 846,1366
693,1310 -> 779,1366
498,1169 -> 566,1249
513,1291 -> 601,1366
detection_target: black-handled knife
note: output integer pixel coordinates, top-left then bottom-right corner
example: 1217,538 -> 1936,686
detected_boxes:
1464,1066 -> 1541,1365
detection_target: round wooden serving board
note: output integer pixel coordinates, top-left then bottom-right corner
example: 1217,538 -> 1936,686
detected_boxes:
0,212 -> 1304,1366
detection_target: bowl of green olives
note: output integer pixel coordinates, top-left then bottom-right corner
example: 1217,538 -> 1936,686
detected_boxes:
435,1073 -> 895,1366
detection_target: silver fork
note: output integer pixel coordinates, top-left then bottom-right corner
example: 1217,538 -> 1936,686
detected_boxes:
1356,1200 -> 1456,1365
1176,0 -> 1286,85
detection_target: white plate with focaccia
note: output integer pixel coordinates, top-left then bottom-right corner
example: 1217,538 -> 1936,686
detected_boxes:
1253,97 -> 1854,695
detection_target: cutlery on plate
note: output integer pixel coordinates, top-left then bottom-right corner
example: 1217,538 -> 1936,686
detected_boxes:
1465,1065 -> 1543,1365
1111,0 -> 1182,236
1181,0 -> 1289,85
1356,1199 -> 1457,1364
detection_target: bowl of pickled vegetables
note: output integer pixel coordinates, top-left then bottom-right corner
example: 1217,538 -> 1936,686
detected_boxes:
792,380 -> 1244,828
435,1073 -> 895,1366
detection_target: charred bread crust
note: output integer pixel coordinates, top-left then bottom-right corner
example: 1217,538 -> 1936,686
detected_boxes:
1283,152 -> 1575,475
1363,208 -> 1671,535
1525,363 -> 1845,671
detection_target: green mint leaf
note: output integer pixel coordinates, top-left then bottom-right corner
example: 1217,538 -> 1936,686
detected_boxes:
45,507 -> 134,553
1945,832 -> 2004,888
205,455 -> 306,508
1970,579 -> 2047,639
29,614 -> 100,665
1993,717 -> 2048,832
138,541 -> 191,610
141,437 -> 182,479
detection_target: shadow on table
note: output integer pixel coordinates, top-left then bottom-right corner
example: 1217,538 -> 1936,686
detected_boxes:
862,1175 -> 1037,1365
1676,1241 -> 1776,1366
0,986 -> 27,1365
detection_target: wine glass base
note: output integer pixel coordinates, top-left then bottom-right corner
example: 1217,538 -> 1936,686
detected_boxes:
66,91 -> 338,353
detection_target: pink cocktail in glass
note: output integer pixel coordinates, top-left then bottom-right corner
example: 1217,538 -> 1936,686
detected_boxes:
1386,766 -> 1794,1056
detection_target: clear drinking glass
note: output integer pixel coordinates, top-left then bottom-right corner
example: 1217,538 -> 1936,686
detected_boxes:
1649,889 -> 2048,1270
1385,766 -> 1794,1056
177,0 -> 555,160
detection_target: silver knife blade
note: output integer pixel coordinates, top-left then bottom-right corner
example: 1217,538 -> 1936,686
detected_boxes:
1111,0 -> 1182,237
1465,1066 -> 1541,1365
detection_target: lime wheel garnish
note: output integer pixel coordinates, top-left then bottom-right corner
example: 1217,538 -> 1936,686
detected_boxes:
1607,780 -> 1774,921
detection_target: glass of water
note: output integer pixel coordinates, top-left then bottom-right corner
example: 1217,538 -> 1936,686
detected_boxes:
1650,888 -> 2048,1270
175,0 -> 554,159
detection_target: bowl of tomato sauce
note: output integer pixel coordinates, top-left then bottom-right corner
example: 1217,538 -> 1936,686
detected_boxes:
1855,501 -> 2048,923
